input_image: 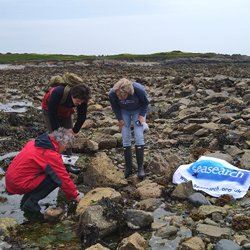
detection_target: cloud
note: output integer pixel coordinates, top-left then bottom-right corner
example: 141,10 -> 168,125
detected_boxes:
0,0 -> 250,55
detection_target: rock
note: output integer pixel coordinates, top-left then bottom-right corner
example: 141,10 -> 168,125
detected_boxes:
95,134 -> 117,149
83,152 -> 127,188
180,236 -> 205,250
136,180 -> 164,199
79,204 -> 118,238
126,209 -> 153,229
196,224 -> 231,238
214,239 -> 241,250
232,214 -> 250,230
73,136 -> 99,153
204,152 -> 233,163
118,232 -> 148,250
188,192 -> 211,207
76,187 -> 121,216
0,218 -> 18,236
44,207 -> 64,221
240,150 -> 250,170
155,225 -> 178,238
172,181 -> 195,199
197,205 -> 227,217
85,243 -> 110,250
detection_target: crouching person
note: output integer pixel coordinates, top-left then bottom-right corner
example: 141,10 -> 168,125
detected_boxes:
5,127 -> 82,213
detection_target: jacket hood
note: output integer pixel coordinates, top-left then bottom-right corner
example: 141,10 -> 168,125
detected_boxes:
35,133 -> 56,151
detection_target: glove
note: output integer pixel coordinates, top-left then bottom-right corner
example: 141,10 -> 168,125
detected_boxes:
75,191 -> 84,202
142,122 -> 149,132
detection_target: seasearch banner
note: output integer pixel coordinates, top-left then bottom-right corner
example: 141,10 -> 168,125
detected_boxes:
173,156 -> 250,199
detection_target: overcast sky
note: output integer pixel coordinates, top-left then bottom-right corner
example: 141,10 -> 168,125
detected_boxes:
0,0 -> 249,56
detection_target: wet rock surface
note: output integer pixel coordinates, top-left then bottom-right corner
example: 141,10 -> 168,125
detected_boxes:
0,60 -> 250,249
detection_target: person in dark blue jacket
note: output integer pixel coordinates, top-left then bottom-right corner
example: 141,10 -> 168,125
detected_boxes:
42,81 -> 90,134
109,78 -> 149,179
42,73 -> 90,157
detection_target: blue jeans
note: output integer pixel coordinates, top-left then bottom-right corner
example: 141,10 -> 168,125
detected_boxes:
121,109 -> 145,147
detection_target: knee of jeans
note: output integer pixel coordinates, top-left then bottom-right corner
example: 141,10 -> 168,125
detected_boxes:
122,136 -> 131,147
122,126 -> 131,138
135,133 -> 144,145
135,138 -> 144,145
134,128 -> 144,144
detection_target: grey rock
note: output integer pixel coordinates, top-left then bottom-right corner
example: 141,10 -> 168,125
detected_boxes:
214,239 -> 241,250
188,192 -> 211,207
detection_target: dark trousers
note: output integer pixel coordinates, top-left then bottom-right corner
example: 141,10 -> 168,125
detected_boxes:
21,175 -> 59,208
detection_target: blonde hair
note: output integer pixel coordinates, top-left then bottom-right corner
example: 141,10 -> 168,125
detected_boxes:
113,78 -> 134,97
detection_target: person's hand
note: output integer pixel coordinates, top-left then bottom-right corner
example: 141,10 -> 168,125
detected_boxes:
68,128 -> 75,134
118,120 -> 125,130
138,115 -> 145,124
69,172 -> 78,179
88,99 -> 95,105
75,191 -> 84,202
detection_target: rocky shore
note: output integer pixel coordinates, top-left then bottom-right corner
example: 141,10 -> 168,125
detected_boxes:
0,59 -> 250,249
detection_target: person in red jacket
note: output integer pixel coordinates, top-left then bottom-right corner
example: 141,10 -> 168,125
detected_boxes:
5,127 -> 82,213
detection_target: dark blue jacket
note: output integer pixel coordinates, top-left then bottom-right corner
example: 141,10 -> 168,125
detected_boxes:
109,82 -> 149,121
47,86 -> 87,133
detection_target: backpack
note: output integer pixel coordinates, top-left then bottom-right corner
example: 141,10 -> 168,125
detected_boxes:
48,72 -> 83,104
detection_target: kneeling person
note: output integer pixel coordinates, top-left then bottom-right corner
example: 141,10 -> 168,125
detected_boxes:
5,127 -> 82,213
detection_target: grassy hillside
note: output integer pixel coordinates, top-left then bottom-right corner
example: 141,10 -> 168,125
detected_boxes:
0,53 -> 96,63
0,51 -> 242,64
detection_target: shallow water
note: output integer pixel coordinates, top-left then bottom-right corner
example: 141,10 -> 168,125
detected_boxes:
0,101 -> 33,113
0,151 -> 67,224
0,152 -> 19,162
149,205 -> 193,250
0,176 -> 59,224
0,64 -> 25,70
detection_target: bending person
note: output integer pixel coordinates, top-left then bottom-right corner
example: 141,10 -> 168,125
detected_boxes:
5,127 -> 82,213
42,73 -> 90,135
109,78 -> 149,179
42,73 -> 90,155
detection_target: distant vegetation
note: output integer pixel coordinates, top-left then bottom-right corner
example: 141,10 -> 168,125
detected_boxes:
0,51 -> 247,64
0,53 -> 96,63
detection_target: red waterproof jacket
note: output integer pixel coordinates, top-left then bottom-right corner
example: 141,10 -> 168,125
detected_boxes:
5,133 -> 78,200
41,86 -> 88,133
42,87 -> 75,118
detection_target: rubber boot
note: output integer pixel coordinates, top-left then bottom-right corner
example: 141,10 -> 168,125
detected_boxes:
21,176 -> 58,213
135,145 -> 145,180
124,146 -> 132,178
20,192 -> 31,208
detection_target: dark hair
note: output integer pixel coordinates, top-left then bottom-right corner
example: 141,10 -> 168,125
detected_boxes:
71,84 -> 90,101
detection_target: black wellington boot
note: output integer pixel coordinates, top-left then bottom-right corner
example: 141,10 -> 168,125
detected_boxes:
21,197 -> 42,213
124,146 -> 132,178
135,145 -> 145,180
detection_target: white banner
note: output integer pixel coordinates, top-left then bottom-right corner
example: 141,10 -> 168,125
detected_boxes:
173,156 -> 250,199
